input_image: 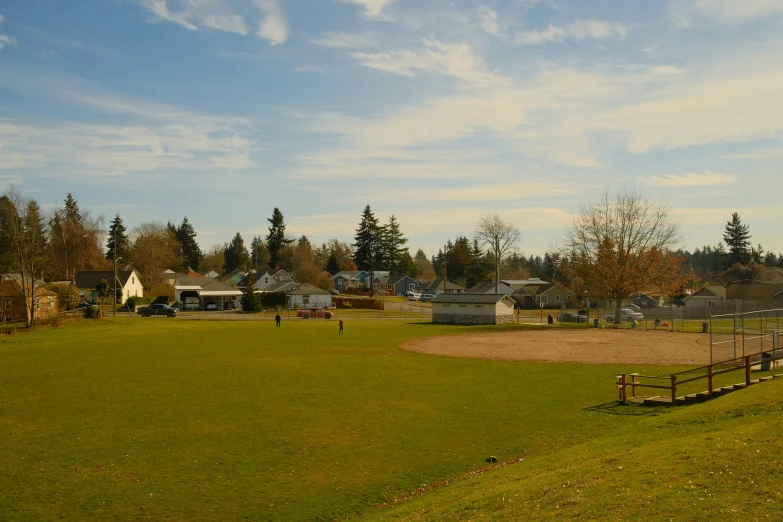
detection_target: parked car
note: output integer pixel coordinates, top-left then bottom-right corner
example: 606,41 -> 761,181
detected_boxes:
205,302 -> 218,311
408,292 -> 422,301
420,294 -> 436,302
557,312 -> 588,323
223,301 -> 236,310
403,290 -> 415,297
330,289 -> 340,295
604,309 -> 644,322
137,303 -> 178,317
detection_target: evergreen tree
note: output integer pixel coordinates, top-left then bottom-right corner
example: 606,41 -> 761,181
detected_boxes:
266,207 -> 294,269
352,205 -> 381,272
250,235 -> 271,271
105,213 -> 129,261
379,215 -> 409,275
467,239 -> 490,287
326,254 -> 340,274
722,212 -> 752,267
240,271 -> 262,312
223,232 -> 250,272
176,216 -> 203,271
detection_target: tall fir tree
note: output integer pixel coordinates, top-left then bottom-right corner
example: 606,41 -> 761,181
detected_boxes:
105,213 -> 129,261
240,271 -> 262,311
176,216 -> 203,271
223,232 -> 250,273
266,207 -> 294,269
467,238 -> 490,287
353,205 -> 381,272
722,212 -> 751,267
326,254 -> 340,274
250,235 -> 271,271
380,215 -> 409,275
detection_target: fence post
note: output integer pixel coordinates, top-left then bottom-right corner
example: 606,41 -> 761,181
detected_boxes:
745,355 -> 752,385
618,374 -> 627,402
708,364 -> 714,397
631,373 -> 638,398
670,375 -> 677,404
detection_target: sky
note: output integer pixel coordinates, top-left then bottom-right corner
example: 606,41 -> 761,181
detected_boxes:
1,0 -> 782,259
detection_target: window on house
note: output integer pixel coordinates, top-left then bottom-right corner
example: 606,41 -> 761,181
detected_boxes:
35,298 -> 40,310
48,297 -> 53,307
555,295 -> 561,303
4,298 -> 10,310
265,277 -> 269,284
541,296 -> 548,304
708,301 -> 714,307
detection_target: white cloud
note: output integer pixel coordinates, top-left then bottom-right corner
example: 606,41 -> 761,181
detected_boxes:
255,0 -> 288,45
338,0 -> 393,19
0,13 -> 17,50
139,0 -> 248,35
640,171 -> 736,187
294,65 -> 326,73
308,32 -> 377,49
726,144 -> 783,159
514,20 -> 628,45
477,6 -> 501,36
351,39 -> 508,86
669,0 -> 783,25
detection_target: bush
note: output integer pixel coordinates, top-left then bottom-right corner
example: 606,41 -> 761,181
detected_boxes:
47,283 -> 81,310
84,306 -> 102,319
260,292 -> 287,310
333,297 -> 383,310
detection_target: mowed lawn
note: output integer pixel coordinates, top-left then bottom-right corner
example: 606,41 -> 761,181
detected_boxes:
2,319 -> 673,520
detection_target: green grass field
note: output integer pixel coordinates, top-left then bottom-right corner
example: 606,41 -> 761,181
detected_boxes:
1,318 -> 780,520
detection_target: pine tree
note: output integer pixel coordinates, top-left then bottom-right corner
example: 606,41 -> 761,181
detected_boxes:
266,208 -> 294,270
722,212 -> 751,267
467,239 -> 490,287
176,216 -> 203,271
250,236 -> 270,271
326,254 -> 340,274
223,232 -> 250,272
380,215 -> 409,275
240,271 -> 262,312
353,205 -> 381,271
106,213 -> 129,261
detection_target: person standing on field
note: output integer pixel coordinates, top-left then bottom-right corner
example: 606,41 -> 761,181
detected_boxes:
275,313 -> 281,327
339,319 -> 344,335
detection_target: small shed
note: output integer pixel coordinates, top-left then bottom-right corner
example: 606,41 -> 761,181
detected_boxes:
287,283 -> 332,308
432,294 -> 515,325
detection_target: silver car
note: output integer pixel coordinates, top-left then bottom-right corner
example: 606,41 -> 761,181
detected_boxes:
604,308 -> 644,322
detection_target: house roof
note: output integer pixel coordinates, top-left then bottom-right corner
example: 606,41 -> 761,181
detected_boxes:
1,278 -> 57,297
257,281 -> 298,293
432,293 -> 515,305
287,283 -> 331,295
173,277 -> 242,296
725,282 -> 783,302
387,275 -> 414,285
75,270 -> 137,289
466,281 -> 513,294
685,285 -> 727,300
418,278 -> 465,292
331,270 -> 366,280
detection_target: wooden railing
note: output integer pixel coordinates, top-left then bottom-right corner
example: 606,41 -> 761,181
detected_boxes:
616,351 -> 782,405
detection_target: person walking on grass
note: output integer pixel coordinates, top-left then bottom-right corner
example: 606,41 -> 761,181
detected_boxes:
275,313 -> 281,327
339,319 -> 344,335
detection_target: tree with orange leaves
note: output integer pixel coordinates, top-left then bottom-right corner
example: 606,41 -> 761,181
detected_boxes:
562,190 -> 686,324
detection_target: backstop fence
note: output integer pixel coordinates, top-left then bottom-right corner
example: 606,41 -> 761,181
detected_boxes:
710,309 -> 783,366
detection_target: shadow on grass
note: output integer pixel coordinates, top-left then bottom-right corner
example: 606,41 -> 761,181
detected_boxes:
584,401 -> 670,417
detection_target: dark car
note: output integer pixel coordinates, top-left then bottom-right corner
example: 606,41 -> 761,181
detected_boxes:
223,301 -> 236,310
205,302 -> 218,311
557,312 -> 588,323
137,303 -> 178,317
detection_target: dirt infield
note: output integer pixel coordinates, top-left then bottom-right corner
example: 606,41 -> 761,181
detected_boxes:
401,328 -> 711,366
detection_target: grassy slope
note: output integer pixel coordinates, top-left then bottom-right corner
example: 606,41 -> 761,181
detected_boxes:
366,378 -> 783,520
0,319 -> 677,520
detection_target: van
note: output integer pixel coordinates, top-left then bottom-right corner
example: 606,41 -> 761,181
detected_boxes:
408,293 -> 421,301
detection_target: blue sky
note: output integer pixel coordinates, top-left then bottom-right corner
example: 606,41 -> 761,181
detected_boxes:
1,0 -> 782,258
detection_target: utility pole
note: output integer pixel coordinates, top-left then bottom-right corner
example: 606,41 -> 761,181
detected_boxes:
442,243 -> 447,295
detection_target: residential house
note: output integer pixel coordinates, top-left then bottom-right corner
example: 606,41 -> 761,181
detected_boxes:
75,269 -> 144,304
513,283 -> 576,309
0,275 -> 59,322
432,294 -> 515,325
377,275 -> 419,296
417,278 -> 466,295
202,270 -> 220,279
218,269 -> 247,287
683,285 -> 727,309
173,277 -> 243,310
287,283 -> 332,308
500,278 -> 551,291
331,271 -> 368,291
256,280 -> 299,294
467,281 -> 514,294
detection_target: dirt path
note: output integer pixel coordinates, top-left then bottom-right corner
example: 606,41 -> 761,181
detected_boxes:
401,328 -> 711,366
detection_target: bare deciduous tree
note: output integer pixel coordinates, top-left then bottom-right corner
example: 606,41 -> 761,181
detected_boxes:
1,187 -> 49,326
474,213 -> 521,293
563,189 -> 685,323
128,222 -> 179,287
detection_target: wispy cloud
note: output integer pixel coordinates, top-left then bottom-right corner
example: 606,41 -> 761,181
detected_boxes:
0,14 -> 17,50
514,20 -> 628,45
338,0 -> 393,19
139,0 -> 248,35
351,39 -> 508,85
640,171 -> 736,187
308,32 -> 376,49
477,6 -> 501,36
255,0 -> 287,45
669,0 -> 783,26
294,65 -> 326,73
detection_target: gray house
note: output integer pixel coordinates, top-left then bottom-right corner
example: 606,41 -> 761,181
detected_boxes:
377,275 -> 419,296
